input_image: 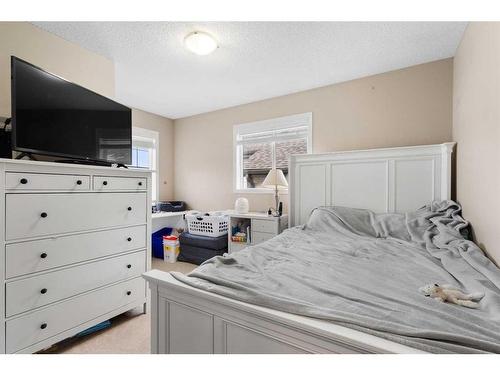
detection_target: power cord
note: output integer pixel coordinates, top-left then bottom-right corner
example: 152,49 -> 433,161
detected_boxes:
1,117 -> 11,131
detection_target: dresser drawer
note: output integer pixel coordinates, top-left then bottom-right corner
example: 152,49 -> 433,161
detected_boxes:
94,176 -> 147,191
6,277 -> 145,353
6,192 -> 147,240
6,225 -> 146,279
6,250 -> 146,317
251,231 -> 274,245
6,172 -> 90,191
251,219 -> 277,234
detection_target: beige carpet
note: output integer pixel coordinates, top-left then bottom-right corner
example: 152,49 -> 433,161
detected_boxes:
152,257 -> 198,274
39,259 -> 197,354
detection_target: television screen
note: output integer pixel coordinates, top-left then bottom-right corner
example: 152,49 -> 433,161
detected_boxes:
11,57 -> 132,164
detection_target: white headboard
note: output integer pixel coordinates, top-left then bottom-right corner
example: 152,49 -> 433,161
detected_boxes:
289,143 -> 455,227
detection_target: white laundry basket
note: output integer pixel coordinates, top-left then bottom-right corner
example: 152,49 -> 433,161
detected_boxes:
186,211 -> 229,237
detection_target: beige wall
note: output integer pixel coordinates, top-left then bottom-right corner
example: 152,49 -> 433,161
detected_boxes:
453,23 -> 500,264
0,22 -> 114,117
132,109 -> 175,200
174,59 -> 453,212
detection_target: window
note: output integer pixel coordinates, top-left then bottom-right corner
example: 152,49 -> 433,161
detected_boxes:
129,127 -> 159,202
234,113 -> 312,192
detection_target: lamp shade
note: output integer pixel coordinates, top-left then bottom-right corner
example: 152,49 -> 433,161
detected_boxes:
261,169 -> 288,190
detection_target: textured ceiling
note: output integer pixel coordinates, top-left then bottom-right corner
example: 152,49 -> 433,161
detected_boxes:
32,22 -> 467,119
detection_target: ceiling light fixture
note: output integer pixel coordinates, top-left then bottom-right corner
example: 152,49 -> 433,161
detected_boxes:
184,31 -> 218,56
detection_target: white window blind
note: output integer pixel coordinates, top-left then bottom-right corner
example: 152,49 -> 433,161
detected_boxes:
129,127 -> 159,202
236,125 -> 310,145
132,138 -> 155,150
233,113 -> 312,192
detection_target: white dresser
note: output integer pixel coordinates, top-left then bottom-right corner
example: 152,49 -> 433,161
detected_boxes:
0,159 -> 151,353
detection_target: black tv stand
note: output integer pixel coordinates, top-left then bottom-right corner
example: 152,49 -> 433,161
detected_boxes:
15,152 -> 38,161
55,159 -> 128,168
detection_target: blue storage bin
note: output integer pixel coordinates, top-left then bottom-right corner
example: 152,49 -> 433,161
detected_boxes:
152,227 -> 173,259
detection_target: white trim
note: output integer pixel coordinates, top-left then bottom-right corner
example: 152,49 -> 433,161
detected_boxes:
440,142 -> 454,199
233,112 -> 313,194
133,126 -> 159,141
235,112 -> 312,136
132,127 -> 160,202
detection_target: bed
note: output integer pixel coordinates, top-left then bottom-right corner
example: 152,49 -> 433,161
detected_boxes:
142,142 -> 500,353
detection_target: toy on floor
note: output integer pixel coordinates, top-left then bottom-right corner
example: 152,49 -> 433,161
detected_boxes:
76,320 -> 111,337
419,283 -> 485,309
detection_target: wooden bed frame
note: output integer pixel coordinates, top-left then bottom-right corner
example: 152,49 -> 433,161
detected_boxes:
143,142 -> 455,354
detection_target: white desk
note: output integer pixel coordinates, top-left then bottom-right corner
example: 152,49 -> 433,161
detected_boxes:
151,211 -> 187,232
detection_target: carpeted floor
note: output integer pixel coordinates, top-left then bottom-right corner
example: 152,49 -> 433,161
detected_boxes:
39,258 -> 197,354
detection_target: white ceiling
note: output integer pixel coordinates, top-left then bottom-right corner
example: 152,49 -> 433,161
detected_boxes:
32,22 -> 467,119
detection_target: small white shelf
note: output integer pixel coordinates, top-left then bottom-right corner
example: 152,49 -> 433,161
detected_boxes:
228,212 -> 288,254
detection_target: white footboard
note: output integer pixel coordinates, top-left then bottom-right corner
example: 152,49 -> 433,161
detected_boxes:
143,270 -> 424,354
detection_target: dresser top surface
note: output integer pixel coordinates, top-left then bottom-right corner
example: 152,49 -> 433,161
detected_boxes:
0,158 -> 151,177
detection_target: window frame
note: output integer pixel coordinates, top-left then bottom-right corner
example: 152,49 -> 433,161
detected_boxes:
233,112 -> 312,194
130,127 -> 160,202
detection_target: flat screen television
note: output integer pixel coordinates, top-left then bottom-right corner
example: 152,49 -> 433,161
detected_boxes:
11,56 -> 132,165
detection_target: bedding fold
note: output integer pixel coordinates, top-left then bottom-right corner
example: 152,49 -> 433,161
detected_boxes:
171,201 -> 500,353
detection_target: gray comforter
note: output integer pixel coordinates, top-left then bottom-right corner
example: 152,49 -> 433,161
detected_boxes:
172,201 -> 500,353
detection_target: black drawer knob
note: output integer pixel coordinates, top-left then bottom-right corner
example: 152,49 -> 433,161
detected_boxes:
127,206 -> 132,211
40,212 -> 48,218
76,180 -> 82,185
20,178 -> 28,184
40,323 -> 47,330
103,181 -> 108,186
40,288 -> 47,294
126,264 -> 132,269
126,291 -> 132,296
40,252 -> 47,259
138,181 -> 143,186
127,237 -> 132,242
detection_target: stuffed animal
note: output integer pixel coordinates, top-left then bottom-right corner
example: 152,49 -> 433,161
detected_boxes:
419,283 -> 485,309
